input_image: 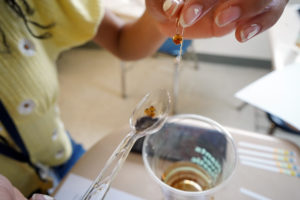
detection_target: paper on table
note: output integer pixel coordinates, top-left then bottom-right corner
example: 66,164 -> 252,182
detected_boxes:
54,173 -> 144,200
240,187 -> 271,200
235,63 -> 300,130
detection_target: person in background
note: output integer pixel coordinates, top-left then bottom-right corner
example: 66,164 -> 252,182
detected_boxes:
0,0 -> 288,198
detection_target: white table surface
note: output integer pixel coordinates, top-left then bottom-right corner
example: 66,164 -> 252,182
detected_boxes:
235,63 -> 300,130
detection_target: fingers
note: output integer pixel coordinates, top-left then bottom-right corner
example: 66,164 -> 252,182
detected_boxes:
235,0 -> 288,42
178,0 -> 218,27
162,0 -> 184,20
148,0 -> 288,41
159,0 -> 218,26
213,0 -> 288,42
214,0 -> 273,27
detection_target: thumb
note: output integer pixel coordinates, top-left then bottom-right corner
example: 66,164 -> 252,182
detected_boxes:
146,0 -> 184,22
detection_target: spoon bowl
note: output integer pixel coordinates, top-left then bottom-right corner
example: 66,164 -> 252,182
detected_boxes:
81,89 -> 171,200
130,89 -> 170,135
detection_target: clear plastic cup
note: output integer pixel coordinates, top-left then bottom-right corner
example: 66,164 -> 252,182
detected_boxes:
142,114 -> 237,200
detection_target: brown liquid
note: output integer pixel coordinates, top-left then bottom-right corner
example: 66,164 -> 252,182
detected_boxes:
161,162 -> 213,192
144,105 -> 156,118
173,18 -> 184,45
172,34 -> 183,45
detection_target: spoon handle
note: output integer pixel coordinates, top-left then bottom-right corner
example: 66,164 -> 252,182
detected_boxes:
81,131 -> 137,200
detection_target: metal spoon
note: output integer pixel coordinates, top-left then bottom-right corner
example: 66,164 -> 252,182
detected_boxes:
81,89 -> 171,200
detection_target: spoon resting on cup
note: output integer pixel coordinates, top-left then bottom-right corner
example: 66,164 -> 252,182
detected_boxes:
81,89 -> 171,200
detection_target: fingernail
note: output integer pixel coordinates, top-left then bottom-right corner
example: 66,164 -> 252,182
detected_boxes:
163,0 -> 182,16
215,6 -> 241,27
32,194 -> 54,200
241,24 -> 261,42
179,4 -> 203,28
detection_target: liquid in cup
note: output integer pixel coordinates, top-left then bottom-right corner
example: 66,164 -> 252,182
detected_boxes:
142,114 -> 237,200
161,161 -> 213,192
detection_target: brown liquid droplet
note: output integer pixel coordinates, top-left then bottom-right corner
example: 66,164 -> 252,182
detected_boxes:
144,105 -> 156,118
172,34 -> 183,45
135,106 -> 158,132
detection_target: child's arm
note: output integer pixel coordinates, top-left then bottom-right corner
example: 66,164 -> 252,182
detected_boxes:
93,9 -> 167,61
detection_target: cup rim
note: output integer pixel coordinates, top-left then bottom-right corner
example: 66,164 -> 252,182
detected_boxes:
142,114 -> 237,197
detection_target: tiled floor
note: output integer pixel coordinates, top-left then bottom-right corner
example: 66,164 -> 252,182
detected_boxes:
56,46 -> 300,150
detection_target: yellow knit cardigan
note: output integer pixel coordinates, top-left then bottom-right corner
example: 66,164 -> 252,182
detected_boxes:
0,0 -> 104,196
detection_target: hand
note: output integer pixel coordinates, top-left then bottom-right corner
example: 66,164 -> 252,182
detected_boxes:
0,174 -> 27,200
146,0 -> 289,42
0,174 -> 54,200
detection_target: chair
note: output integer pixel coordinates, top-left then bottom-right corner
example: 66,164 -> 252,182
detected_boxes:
120,38 -> 199,113
266,113 -> 300,135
